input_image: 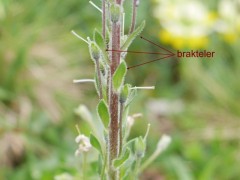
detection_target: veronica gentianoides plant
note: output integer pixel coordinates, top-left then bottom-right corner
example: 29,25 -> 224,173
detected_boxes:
64,0 -> 172,179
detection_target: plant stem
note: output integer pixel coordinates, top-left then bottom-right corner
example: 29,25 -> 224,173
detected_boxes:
129,0 -> 137,34
108,13 -> 121,180
102,0 -> 106,39
132,158 -> 141,180
96,58 -> 103,99
101,151 -> 107,180
106,68 -> 110,103
119,102 -> 124,155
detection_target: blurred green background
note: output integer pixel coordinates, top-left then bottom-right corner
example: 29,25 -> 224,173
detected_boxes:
0,0 -> 240,179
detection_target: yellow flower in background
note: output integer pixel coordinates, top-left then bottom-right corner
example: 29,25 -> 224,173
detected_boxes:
216,0 -> 240,43
153,0 -> 215,49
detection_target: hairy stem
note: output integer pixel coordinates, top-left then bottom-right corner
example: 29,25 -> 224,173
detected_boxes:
119,102 -> 124,155
129,0 -> 137,34
108,18 -> 121,180
96,58 -> 103,99
102,0 -> 106,39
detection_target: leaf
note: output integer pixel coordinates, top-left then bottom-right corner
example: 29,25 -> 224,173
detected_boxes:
134,136 -> 146,158
124,137 -> 138,150
90,133 -> 102,155
121,20 -> 145,51
93,29 -> 109,64
121,155 -> 135,179
113,148 -> 131,169
97,99 -> 110,129
125,88 -> 137,107
120,84 -> 131,103
113,61 -> 127,92
94,29 -> 105,49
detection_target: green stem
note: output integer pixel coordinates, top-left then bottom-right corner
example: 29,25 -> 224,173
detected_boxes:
101,151 -> 107,180
102,0 -> 106,39
132,158 -> 141,180
129,0 -> 137,34
96,58 -> 103,99
139,150 -> 159,172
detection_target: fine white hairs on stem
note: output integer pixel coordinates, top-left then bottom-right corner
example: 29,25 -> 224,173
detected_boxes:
73,79 -> 95,83
131,86 -> 155,90
122,12 -> 125,36
89,1 -> 102,13
71,30 -> 89,44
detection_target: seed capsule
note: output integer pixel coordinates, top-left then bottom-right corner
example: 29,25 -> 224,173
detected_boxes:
89,42 -> 101,61
110,4 -> 121,23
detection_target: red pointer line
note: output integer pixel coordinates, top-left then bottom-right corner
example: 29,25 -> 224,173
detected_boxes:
106,49 -> 171,56
127,54 -> 175,70
140,36 -> 175,55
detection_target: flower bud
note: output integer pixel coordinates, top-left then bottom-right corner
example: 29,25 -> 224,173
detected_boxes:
89,42 -> 101,61
134,136 -> 146,158
156,135 -> 171,154
120,84 -> 130,103
75,134 -> 92,155
110,4 -> 121,23
136,0 -> 140,7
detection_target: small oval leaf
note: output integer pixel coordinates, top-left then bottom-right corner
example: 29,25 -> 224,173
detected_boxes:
90,133 -> 102,155
113,61 -> 127,92
120,84 -> 131,103
97,99 -> 110,129
125,88 -> 137,107
113,148 -> 131,169
94,29 -> 104,49
134,136 -> 146,158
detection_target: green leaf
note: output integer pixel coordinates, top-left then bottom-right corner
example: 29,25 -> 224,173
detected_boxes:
134,136 -> 146,158
120,155 -> 135,179
113,61 -> 127,92
121,20 -> 145,51
120,84 -> 131,103
113,148 -> 131,169
124,137 -> 138,150
90,133 -> 102,155
93,29 -> 109,65
97,99 -> 110,129
125,88 -> 137,107
94,29 -> 104,49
